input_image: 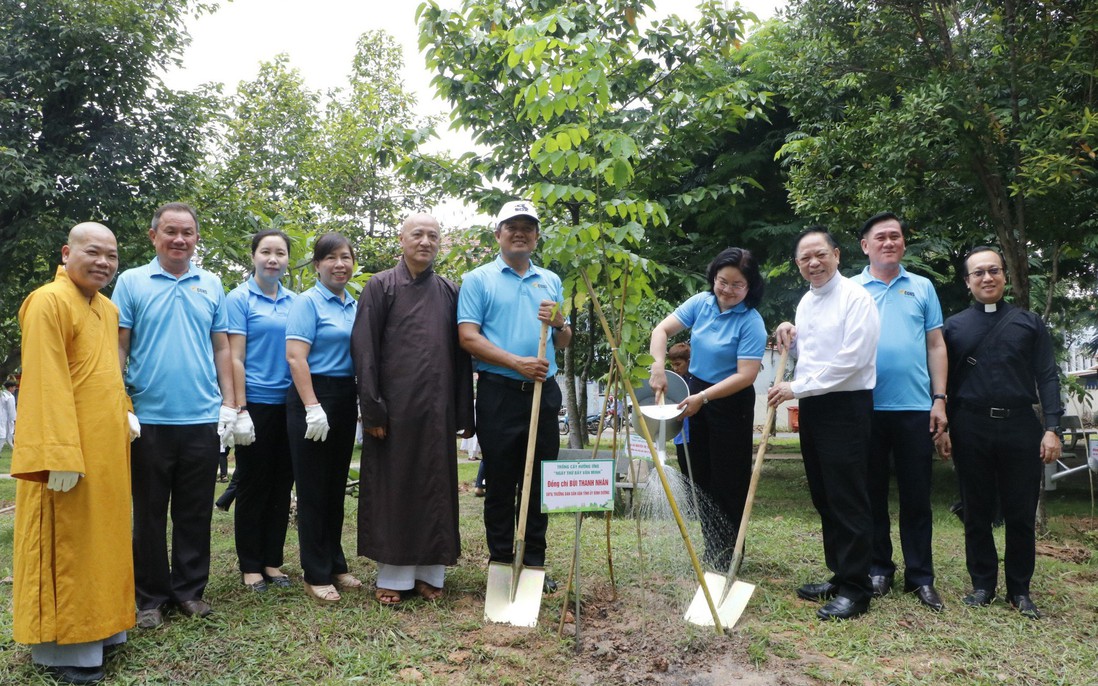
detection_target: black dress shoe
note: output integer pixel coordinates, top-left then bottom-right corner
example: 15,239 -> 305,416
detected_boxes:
135,607 -> 163,629
1010,594 -> 1041,619
962,589 -> 996,607
796,581 -> 838,602
816,595 -> 870,621
44,665 -> 105,685
905,584 -> 944,612
178,599 -> 213,617
870,574 -> 894,597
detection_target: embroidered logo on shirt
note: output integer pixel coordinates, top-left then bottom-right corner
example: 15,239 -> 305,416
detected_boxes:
191,286 -> 209,296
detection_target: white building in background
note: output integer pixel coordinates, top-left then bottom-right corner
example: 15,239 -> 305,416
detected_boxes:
1063,327 -> 1097,424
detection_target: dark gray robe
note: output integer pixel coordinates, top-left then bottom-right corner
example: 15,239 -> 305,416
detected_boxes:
351,258 -> 474,565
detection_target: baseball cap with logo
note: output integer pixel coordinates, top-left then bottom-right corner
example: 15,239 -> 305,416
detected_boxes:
495,200 -> 539,228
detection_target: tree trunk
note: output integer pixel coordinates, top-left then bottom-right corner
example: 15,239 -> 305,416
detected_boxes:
564,338 -> 584,449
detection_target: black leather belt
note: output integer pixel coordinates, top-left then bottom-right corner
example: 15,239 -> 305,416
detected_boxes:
478,371 -> 537,392
956,402 -> 1032,419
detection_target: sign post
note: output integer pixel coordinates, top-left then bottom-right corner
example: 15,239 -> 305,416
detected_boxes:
542,459 -> 615,649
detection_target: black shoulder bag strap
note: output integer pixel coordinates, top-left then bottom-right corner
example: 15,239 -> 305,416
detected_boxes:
950,306 -> 1024,393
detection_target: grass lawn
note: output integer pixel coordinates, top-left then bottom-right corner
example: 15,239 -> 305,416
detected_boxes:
2,442 -> 1097,684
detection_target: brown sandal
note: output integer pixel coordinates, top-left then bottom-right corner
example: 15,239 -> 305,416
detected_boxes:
414,580 -> 444,601
306,583 -> 341,603
375,587 -> 402,605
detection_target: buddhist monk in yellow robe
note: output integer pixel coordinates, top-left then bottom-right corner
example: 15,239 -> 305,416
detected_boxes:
12,223 -> 138,685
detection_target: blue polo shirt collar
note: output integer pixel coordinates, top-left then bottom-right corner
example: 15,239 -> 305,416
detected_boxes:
149,257 -> 199,281
859,264 -> 909,287
494,254 -> 543,279
246,276 -> 291,303
313,280 -> 354,307
710,296 -> 749,317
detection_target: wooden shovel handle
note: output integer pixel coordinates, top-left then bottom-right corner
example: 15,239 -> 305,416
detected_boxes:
515,322 -> 550,549
723,348 -> 789,595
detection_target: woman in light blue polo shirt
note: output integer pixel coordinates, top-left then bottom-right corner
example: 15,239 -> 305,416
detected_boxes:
226,230 -> 296,593
649,247 -> 767,570
285,233 -> 360,603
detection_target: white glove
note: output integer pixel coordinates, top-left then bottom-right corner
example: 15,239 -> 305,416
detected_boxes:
47,470 -> 81,492
127,412 -> 142,442
217,405 -> 238,450
304,403 -> 330,442
234,410 -> 256,446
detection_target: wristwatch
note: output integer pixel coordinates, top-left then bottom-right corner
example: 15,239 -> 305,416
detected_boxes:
701,391 -> 709,405
1046,426 -> 1064,439
931,394 -> 947,402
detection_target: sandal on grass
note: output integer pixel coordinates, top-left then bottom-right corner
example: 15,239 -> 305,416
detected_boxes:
333,573 -> 363,590
375,588 -> 403,605
413,580 -> 444,601
305,583 -> 341,603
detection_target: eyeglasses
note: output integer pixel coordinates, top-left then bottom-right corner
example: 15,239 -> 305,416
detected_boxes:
716,279 -> 749,292
966,267 -> 1003,279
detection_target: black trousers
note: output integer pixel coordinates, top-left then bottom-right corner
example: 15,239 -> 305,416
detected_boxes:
476,375 -> 561,567
287,375 -> 357,586
799,390 -> 874,602
234,402 -> 294,574
131,423 -> 219,610
867,410 -> 935,585
680,378 -> 754,568
949,404 -> 1042,597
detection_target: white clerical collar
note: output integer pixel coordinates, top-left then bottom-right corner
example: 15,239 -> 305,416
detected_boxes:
811,271 -> 841,295
984,302 -> 998,313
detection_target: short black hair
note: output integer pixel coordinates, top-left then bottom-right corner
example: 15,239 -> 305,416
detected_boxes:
962,245 -> 1006,275
706,246 -> 765,309
859,211 -> 905,238
251,229 -> 291,255
151,202 -> 199,232
312,233 -> 355,264
793,226 -> 839,260
2,380 -> 15,389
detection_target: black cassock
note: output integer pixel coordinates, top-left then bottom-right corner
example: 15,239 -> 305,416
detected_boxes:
351,258 -> 474,566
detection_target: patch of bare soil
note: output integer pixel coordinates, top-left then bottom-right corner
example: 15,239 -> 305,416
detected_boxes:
561,581 -> 819,686
1042,514 -> 1098,564
405,575 -> 820,685
1036,541 -> 1092,564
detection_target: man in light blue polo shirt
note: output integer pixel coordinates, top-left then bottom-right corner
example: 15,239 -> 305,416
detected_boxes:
458,200 -> 571,586
851,212 -> 948,611
113,202 -> 236,629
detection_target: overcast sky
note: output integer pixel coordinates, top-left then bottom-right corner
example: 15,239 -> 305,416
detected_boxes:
164,1 -> 786,223
165,1 -> 785,107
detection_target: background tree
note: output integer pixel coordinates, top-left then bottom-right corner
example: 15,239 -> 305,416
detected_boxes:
418,0 -> 776,445
307,31 -> 438,254
765,0 -> 1098,314
193,55 -> 324,284
0,0 -> 216,380
193,30 -> 443,288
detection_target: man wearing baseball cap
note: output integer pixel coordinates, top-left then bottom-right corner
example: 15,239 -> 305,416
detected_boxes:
457,200 -> 571,588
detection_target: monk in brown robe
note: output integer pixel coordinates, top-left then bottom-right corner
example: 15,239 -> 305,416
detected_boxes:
351,213 -> 474,604
12,223 -> 139,684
